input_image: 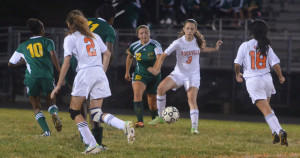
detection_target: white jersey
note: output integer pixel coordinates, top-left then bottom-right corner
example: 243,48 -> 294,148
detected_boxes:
234,39 -> 280,78
165,36 -> 200,75
63,31 -> 107,72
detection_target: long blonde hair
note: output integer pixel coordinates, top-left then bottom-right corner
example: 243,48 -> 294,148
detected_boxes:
65,10 -> 95,38
178,19 -> 206,49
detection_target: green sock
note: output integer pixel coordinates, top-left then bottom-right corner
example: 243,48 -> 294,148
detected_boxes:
150,110 -> 158,120
48,105 -> 58,115
133,101 -> 144,122
35,112 -> 50,132
92,126 -> 103,145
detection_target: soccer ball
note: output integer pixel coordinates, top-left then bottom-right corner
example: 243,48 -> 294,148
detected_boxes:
162,106 -> 180,124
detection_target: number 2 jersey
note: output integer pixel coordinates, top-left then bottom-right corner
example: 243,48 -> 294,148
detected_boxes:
9,36 -> 55,78
63,31 -> 107,71
234,39 -> 280,78
164,35 -> 200,75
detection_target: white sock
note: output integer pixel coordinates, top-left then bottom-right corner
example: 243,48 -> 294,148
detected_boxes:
265,113 -> 282,134
103,114 -> 125,130
190,109 -> 199,129
157,95 -> 166,117
77,121 -> 97,147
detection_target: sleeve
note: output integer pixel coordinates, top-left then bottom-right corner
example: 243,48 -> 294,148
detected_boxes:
153,41 -> 163,55
63,35 -> 75,57
105,27 -> 116,44
96,35 -> 108,54
9,51 -> 24,64
267,47 -> 280,67
164,40 -> 179,55
46,39 -> 55,52
234,42 -> 246,65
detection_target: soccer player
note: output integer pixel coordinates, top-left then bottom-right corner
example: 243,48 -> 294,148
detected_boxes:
8,18 -> 62,136
51,10 -> 135,154
234,20 -> 288,146
125,25 -> 163,127
147,19 -> 222,134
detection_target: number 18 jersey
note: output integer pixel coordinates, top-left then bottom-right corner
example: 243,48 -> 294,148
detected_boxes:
234,39 -> 280,78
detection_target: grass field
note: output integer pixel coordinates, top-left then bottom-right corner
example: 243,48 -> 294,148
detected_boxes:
0,108 -> 300,158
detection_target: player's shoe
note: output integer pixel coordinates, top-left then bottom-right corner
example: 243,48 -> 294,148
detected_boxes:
41,131 -> 51,137
191,128 -> 199,134
272,132 -> 280,144
81,144 -> 102,154
52,113 -> 62,132
135,122 -> 144,128
279,129 -> 288,146
124,121 -> 135,144
148,116 -> 164,125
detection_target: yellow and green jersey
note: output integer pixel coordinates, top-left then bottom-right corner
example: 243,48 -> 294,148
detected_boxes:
127,39 -> 163,77
87,17 -> 116,44
10,36 -> 55,79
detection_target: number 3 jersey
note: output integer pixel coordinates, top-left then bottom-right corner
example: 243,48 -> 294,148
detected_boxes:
234,39 -> 280,78
63,31 -> 107,72
9,36 -> 55,78
165,35 -> 200,75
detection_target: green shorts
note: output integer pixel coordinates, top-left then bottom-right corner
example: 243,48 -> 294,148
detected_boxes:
133,72 -> 161,95
24,77 -> 55,96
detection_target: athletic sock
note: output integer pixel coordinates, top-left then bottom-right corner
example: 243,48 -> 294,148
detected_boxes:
77,121 -> 97,147
133,101 -> 144,122
190,109 -> 199,129
48,105 -> 58,115
150,109 -> 158,120
35,112 -> 50,132
103,114 -> 125,130
91,126 -> 103,145
265,113 -> 282,134
157,95 -> 166,117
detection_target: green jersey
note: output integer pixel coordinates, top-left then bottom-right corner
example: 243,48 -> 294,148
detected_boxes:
9,36 -> 55,79
127,39 -> 163,77
87,17 -> 116,43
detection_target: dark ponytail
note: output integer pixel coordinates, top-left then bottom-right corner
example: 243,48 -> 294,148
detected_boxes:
249,20 -> 270,57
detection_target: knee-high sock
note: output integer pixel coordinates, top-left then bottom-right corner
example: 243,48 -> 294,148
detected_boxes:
35,112 -> 50,132
157,95 -> 166,117
48,105 -> 58,115
190,109 -> 199,129
265,113 -> 282,134
77,121 -> 97,147
133,101 -> 144,122
150,109 -> 158,119
103,114 -> 125,130
92,126 -> 103,145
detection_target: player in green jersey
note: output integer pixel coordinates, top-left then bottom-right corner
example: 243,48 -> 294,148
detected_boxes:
8,18 -> 62,136
125,25 -> 163,127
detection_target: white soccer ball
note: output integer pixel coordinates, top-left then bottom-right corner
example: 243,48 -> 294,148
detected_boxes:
162,106 -> 180,124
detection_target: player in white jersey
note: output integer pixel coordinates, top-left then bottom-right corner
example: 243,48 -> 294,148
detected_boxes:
234,20 -> 288,146
148,19 -> 222,134
50,10 -> 135,154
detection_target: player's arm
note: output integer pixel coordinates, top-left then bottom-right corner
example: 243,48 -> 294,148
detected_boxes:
148,52 -> 167,76
201,40 -> 223,53
125,50 -> 134,81
106,42 -> 114,66
102,49 -> 111,73
273,64 -> 285,84
50,50 -> 61,73
8,52 -> 25,67
8,58 -> 25,67
234,63 -> 243,82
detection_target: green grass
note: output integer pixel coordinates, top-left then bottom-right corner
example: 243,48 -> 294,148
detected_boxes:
0,108 -> 299,158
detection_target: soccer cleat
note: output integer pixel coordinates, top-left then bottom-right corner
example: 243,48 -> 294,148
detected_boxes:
191,128 -> 199,134
124,121 -> 135,144
148,116 -> 164,125
135,122 -> 144,128
272,132 -> 280,144
41,131 -> 51,137
279,129 -> 288,146
98,144 -> 108,151
81,144 -> 102,154
52,113 -> 62,132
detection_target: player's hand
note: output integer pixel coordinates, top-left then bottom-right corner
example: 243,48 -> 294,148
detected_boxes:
279,76 -> 285,84
215,40 -> 223,51
51,86 -> 61,99
148,67 -> 160,76
236,73 -> 243,82
125,73 -> 131,81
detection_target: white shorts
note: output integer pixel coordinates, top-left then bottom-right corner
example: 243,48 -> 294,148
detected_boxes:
168,70 -> 200,91
245,73 -> 276,104
72,66 -> 111,100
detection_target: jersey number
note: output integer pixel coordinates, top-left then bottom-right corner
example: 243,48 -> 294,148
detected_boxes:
186,56 -> 192,64
136,53 -> 141,61
88,21 -> 99,32
249,51 -> 266,69
27,43 -> 43,58
84,38 -> 97,56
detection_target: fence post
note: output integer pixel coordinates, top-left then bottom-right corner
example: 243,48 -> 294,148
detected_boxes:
286,36 -> 292,107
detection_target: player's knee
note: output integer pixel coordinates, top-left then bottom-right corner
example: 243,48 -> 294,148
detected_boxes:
90,108 -> 103,123
69,108 -> 81,120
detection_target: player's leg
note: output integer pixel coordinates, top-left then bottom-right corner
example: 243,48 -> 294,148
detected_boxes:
187,87 -> 200,134
147,94 -> 158,120
147,75 -> 160,120
132,81 -> 146,127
